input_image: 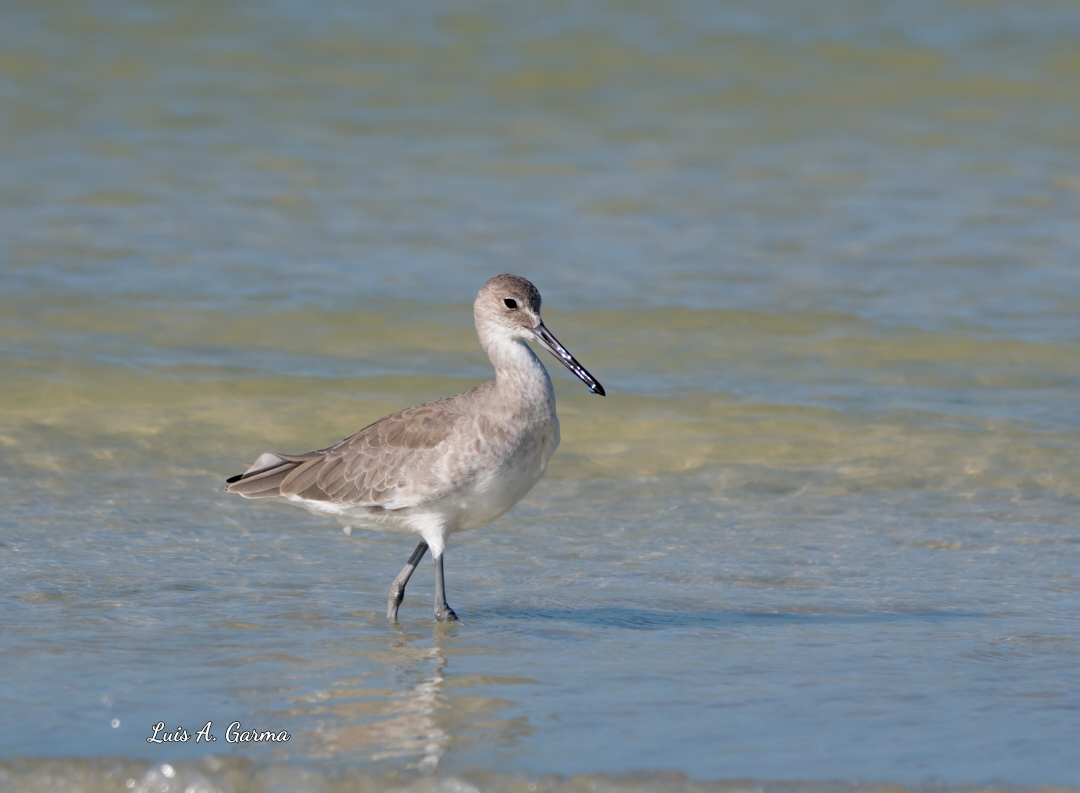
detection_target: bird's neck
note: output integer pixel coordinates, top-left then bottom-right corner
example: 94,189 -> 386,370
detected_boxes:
482,331 -> 556,413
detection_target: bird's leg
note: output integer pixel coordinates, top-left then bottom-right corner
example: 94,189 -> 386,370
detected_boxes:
433,552 -> 459,623
387,541 -> 429,622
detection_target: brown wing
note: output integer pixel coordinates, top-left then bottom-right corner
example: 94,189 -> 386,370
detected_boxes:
225,397 -> 467,508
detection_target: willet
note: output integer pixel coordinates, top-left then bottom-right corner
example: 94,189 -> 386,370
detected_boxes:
225,274 -> 604,623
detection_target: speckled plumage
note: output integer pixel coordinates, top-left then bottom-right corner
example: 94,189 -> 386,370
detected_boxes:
225,274 -> 605,622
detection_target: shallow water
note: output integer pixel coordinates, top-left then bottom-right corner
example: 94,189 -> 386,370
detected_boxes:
2,0 -> 1080,790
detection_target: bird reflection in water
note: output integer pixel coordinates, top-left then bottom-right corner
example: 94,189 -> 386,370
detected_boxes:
312,636 -> 449,769
298,627 -> 531,769
366,646 -> 449,770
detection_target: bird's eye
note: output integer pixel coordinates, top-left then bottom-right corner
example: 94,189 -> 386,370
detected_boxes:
504,298 -> 518,309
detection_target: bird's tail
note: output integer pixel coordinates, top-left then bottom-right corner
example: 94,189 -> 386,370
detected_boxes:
224,451 -> 315,498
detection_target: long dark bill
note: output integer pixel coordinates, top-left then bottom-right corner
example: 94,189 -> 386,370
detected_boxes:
532,322 -> 606,396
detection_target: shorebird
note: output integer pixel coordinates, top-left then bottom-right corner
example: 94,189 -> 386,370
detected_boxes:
225,274 -> 604,623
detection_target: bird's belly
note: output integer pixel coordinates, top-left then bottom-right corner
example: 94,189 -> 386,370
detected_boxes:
280,457 -> 543,534
446,420 -> 558,531
283,496 -> 416,532
451,463 -> 543,530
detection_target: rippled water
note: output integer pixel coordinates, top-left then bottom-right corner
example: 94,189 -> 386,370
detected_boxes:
2,0 -> 1080,791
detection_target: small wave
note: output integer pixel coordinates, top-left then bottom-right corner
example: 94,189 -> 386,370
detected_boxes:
0,758 -> 1070,793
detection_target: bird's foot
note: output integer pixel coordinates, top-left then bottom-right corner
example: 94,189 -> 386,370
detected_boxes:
435,604 -> 459,624
387,586 -> 405,622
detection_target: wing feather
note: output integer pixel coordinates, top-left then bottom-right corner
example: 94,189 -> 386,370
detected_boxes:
225,466 -> 294,497
224,390 -> 481,507
279,458 -> 324,496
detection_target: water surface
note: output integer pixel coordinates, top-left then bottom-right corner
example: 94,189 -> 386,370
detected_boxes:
2,1 -> 1080,791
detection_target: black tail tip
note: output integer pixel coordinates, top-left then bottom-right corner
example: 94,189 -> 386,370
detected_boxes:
225,473 -> 243,484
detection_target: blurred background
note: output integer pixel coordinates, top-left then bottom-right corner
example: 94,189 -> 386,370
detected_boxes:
2,1 -> 1080,791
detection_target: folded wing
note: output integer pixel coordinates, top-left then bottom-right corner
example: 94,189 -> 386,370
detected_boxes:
225,399 -> 465,509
